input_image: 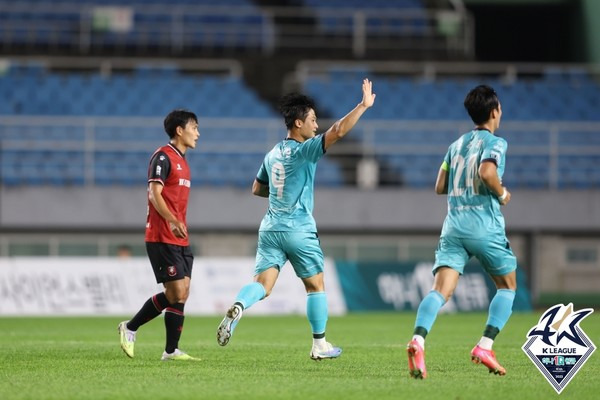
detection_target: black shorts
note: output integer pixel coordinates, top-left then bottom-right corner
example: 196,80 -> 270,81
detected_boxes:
146,242 -> 194,284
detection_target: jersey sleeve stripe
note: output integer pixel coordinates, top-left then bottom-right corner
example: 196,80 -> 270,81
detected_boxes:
320,134 -> 326,154
481,157 -> 498,166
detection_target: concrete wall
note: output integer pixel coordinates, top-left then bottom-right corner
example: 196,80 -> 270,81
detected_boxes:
2,186 -> 599,233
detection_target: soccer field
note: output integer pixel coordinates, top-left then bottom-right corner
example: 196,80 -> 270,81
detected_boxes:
1,312 -> 598,400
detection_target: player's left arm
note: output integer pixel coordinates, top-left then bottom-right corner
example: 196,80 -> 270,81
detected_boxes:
479,161 -> 511,205
252,179 -> 269,198
323,78 -> 376,150
480,137 -> 510,205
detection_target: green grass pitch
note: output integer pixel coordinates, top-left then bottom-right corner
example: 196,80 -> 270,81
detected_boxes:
1,312 -> 598,400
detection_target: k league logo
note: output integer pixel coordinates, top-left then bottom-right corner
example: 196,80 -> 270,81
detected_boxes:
522,303 -> 596,394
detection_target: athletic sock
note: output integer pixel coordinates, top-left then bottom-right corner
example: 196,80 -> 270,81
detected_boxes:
235,282 -> 266,310
307,292 -> 328,337
485,289 -> 516,331
411,334 -> 425,349
414,290 -> 446,337
477,336 -> 494,350
127,292 -> 169,331
165,302 -> 185,354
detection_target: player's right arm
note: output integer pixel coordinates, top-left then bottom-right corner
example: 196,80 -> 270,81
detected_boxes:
323,78 -> 376,150
148,182 -> 187,238
479,161 -> 511,205
252,179 -> 269,198
252,160 -> 270,198
147,151 -> 187,238
435,161 -> 449,194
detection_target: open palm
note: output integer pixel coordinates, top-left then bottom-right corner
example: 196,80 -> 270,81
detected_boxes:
361,78 -> 376,108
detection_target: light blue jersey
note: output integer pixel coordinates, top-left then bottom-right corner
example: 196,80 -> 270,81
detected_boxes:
441,129 -> 508,239
256,134 -> 325,232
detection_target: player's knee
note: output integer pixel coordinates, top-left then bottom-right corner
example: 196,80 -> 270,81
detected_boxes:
495,278 -> 517,291
165,289 -> 188,304
440,290 -> 454,302
432,285 -> 454,301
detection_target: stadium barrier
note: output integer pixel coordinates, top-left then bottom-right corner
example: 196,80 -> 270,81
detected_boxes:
336,260 -> 531,312
0,257 -> 531,316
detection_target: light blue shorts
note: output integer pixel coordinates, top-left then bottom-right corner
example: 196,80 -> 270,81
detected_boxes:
433,235 -> 517,277
255,231 -> 324,279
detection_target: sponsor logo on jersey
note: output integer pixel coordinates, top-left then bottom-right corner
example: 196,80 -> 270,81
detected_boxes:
177,163 -> 182,170
179,178 -> 191,187
522,303 -> 595,394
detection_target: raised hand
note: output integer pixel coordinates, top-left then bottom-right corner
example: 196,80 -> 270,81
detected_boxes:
361,78 -> 376,108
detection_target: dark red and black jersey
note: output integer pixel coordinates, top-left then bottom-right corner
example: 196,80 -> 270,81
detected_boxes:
145,144 -> 191,246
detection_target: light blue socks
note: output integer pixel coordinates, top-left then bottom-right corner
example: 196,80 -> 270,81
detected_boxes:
235,282 -> 266,310
307,292 -> 328,335
414,290 -> 446,335
485,289 -> 516,330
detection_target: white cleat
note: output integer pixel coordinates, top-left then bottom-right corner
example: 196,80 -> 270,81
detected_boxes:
310,342 -> 342,360
217,304 -> 243,346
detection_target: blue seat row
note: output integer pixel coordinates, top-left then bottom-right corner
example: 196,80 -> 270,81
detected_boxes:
0,71 -> 277,118
301,0 -> 428,36
305,75 -> 600,122
2,149 -> 599,188
0,149 -> 344,187
1,65 -> 599,189
0,1 -> 270,49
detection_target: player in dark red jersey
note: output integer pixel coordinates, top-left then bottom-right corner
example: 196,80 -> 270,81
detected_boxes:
118,109 -> 200,361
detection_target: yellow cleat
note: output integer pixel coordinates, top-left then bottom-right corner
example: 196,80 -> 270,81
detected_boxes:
118,321 -> 136,358
161,349 -> 200,361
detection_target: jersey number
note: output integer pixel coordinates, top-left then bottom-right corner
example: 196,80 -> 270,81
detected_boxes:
272,162 -> 286,199
450,154 -> 480,196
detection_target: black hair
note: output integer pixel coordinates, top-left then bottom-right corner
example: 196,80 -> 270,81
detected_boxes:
278,93 -> 316,129
463,85 -> 500,125
163,109 -> 198,139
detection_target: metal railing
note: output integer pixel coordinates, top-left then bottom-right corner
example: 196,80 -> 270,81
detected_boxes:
1,116 -> 599,189
0,2 -> 472,58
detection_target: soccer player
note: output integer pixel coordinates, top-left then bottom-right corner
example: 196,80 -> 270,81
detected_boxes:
118,109 -> 200,361
217,79 -> 376,360
407,85 -> 517,378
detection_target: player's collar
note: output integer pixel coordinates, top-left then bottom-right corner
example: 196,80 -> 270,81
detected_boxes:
474,127 -> 491,133
167,143 -> 186,158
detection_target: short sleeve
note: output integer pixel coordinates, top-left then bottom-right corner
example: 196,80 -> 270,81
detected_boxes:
148,151 -> 170,184
256,160 -> 268,184
482,137 -> 507,166
443,147 -> 451,168
298,134 -> 325,162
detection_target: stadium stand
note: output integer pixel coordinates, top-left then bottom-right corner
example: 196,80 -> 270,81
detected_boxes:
299,0 -> 428,37
303,68 -> 600,189
0,0 -> 273,52
1,60 -> 600,188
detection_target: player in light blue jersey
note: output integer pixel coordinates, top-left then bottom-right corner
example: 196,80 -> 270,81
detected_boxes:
217,79 -> 376,360
407,85 -> 517,378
